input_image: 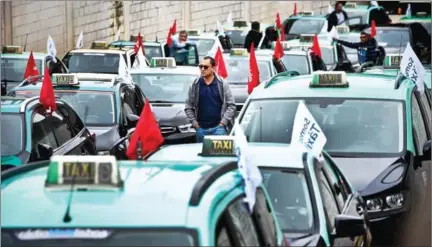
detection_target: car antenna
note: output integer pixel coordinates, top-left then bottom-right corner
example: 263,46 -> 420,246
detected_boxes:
62,173 -> 78,223
394,35 -> 404,89
259,106 -> 263,142
23,33 -> 28,52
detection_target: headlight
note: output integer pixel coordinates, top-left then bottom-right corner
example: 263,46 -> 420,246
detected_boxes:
98,151 -> 110,155
385,193 -> 404,209
366,192 -> 406,214
178,123 -> 196,133
366,198 -> 383,212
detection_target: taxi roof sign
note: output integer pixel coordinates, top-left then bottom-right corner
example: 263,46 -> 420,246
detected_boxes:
199,136 -> 237,157
45,155 -> 123,190
230,48 -> 248,56
185,29 -> 201,36
299,34 -> 315,43
233,21 -> 248,27
345,2 -> 357,8
150,57 -> 176,68
2,46 -> 23,54
52,74 -> 79,86
310,71 -> 348,88
91,41 -> 109,49
336,25 -> 350,34
384,54 -> 402,66
301,11 -> 314,16
416,12 -> 427,17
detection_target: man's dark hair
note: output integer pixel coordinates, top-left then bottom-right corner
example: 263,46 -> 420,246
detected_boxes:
179,30 -> 187,36
335,1 -> 343,8
203,56 -> 216,66
360,31 -> 369,36
251,21 -> 260,31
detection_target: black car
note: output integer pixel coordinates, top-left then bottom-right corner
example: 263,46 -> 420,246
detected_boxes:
1,96 -> 97,171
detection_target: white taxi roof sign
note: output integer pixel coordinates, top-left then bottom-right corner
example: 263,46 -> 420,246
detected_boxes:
52,74 -> 80,86
336,25 -> 350,34
150,57 -> 176,68
385,54 -> 402,66
299,34 -> 315,43
230,48 -> 248,56
310,71 -> 348,87
2,46 -> 23,54
45,155 -> 123,190
199,136 -> 237,157
345,2 -> 357,8
233,20 -> 248,27
91,41 -> 109,49
301,11 -> 314,16
185,29 -> 201,36
416,12 -> 427,17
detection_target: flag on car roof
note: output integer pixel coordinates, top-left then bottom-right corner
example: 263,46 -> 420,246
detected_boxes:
39,67 -> 56,113
76,31 -> 84,49
311,34 -> 322,58
273,37 -> 284,60
226,12 -> 234,28
47,35 -> 57,62
24,51 -> 39,83
134,32 -> 144,55
171,19 -> 177,35
370,20 -> 376,37
275,12 -> 282,29
215,46 -> 228,79
400,43 -> 426,94
293,2 -> 297,16
126,99 -> 164,160
248,42 -> 260,95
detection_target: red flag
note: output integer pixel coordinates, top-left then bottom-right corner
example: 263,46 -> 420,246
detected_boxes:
167,26 -> 173,47
171,19 -> 177,35
370,20 -> 376,37
276,12 -> 282,29
294,2 -> 297,16
280,24 -> 285,41
134,33 -> 144,55
39,67 -> 56,112
24,51 -> 39,82
273,37 -> 284,60
214,46 -> 228,78
126,99 -> 164,160
248,43 -> 260,95
311,34 -> 322,58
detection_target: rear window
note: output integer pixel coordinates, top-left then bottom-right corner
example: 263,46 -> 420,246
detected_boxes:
62,53 -> 120,74
2,228 -> 198,246
284,19 -> 325,35
1,58 -> 43,83
143,45 -> 163,62
188,38 -> 216,56
224,57 -> 272,84
281,55 -> 310,75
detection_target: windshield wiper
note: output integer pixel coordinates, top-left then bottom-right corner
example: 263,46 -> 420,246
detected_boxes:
150,100 -> 173,103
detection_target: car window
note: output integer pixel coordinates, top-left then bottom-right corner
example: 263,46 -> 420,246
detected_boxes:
369,29 -> 410,47
317,168 -> 340,230
31,109 -> 59,150
62,53 -> 120,74
281,54 -> 310,75
1,113 -> 24,156
58,105 -> 85,135
285,19 -> 326,35
121,87 -> 139,116
188,38 -> 216,56
252,188 -> 277,246
411,93 -> 428,155
224,198 -> 261,246
51,110 -> 75,147
224,58 -> 271,83
1,58 -> 43,83
143,45 -> 163,62
320,159 -> 345,210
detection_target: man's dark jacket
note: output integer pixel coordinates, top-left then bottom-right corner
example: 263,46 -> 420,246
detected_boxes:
244,30 -> 263,52
327,10 -> 348,32
336,38 -> 378,64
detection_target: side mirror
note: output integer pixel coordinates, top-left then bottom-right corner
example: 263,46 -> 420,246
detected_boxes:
37,143 -> 53,160
422,140 -> 432,161
334,214 -> 366,238
126,114 -> 140,128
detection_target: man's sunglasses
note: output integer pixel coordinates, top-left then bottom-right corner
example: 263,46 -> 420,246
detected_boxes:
199,65 -> 210,70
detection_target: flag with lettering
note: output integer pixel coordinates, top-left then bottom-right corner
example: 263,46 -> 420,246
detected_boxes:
400,43 -> 426,93
24,51 -> 40,83
133,46 -> 148,69
39,67 -> 57,113
248,42 -> 260,95
291,101 -> 327,157
47,35 -> 57,62
234,123 -> 262,214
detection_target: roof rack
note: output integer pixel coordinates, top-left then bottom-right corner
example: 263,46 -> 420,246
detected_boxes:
2,161 -> 50,180
189,161 -> 238,206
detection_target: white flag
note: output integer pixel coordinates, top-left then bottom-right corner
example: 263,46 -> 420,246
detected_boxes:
329,26 -> 339,41
234,124 -> 262,214
75,31 -> 84,49
118,56 -> 129,78
328,3 -> 334,14
114,27 -> 122,41
370,1 -> 378,7
47,35 -> 57,62
291,101 -> 327,158
226,12 -> 234,28
400,43 -> 426,94
216,20 -> 225,37
405,4 -> 412,17
132,46 -> 148,69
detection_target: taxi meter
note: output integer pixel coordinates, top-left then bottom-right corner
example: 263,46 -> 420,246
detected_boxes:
199,136 -> 237,157
150,57 -> 176,68
45,155 -> 123,190
310,71 -> 349,88
51,74 -> 79,86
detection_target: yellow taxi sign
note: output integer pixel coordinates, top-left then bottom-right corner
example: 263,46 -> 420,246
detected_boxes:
385,54 -> 402,66
301,11 -> 314,16
336,25 -> 350,34
200,136 -> 236,157
230,48 -> 248,56
185,29 -> 201,36
345,2 -> 357,8
310,71 -> 348,88
299,34 -> 315,43
2,46 -> 23,54
150,57 -> 176,68
91,41 -> 109,49
45,155 -> 123,190
52,74 -> 79,86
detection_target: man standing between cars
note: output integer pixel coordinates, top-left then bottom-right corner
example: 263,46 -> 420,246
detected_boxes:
333,31 -> 379,65
185,56 -> 236,143
244,21 -> 263,52
327,1 -> 348,32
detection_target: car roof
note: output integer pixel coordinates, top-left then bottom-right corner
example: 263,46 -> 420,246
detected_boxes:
223,53 -> 273,62
148,143 -> 305,169
1,52 -> 48,60
130,66 -> 199,75
255,49 -> 307,56
1,160 -> 242,227
1,96 -> 31,113
12,79 -> 118,92
68,49 -> 126,54
287,16 -> 327,20
253,73 -> 413,101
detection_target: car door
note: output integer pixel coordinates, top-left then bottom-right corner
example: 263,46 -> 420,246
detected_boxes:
119,85 -> 140,136
49,108 -> 82,156
29,107 -> 59,162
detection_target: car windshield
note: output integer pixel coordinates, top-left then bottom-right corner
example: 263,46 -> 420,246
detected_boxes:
261,168 -> 314,232
371,29 -> 410,47
63,53 -> 120,74
144,45 -> 163,62
285,19 -> 325,35
240,98 -> 404,155
1,58 -> 43,82
132,73 -> 197,103
1,114 -> 24,156
14,90 -> 116,126
281,54 -> 310,75
224,58 -> 272,84
226,30 -> 248,45
188,38 -> 216,56
2,229 -> 197,246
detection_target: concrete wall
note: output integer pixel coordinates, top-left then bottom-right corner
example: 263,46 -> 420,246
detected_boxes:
2,1 -> 331,56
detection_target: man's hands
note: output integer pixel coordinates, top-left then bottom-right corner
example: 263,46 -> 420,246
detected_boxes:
193,123 -> 200,129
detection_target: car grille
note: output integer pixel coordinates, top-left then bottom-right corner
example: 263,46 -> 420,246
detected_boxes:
160,126 -> 177,136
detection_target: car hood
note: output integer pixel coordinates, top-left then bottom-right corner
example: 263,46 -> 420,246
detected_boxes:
284,233 -> 321,246
150,103 -> 189,127
229,83 -> 248,105
88,126 -> 120,151
332,157 -> 401,195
